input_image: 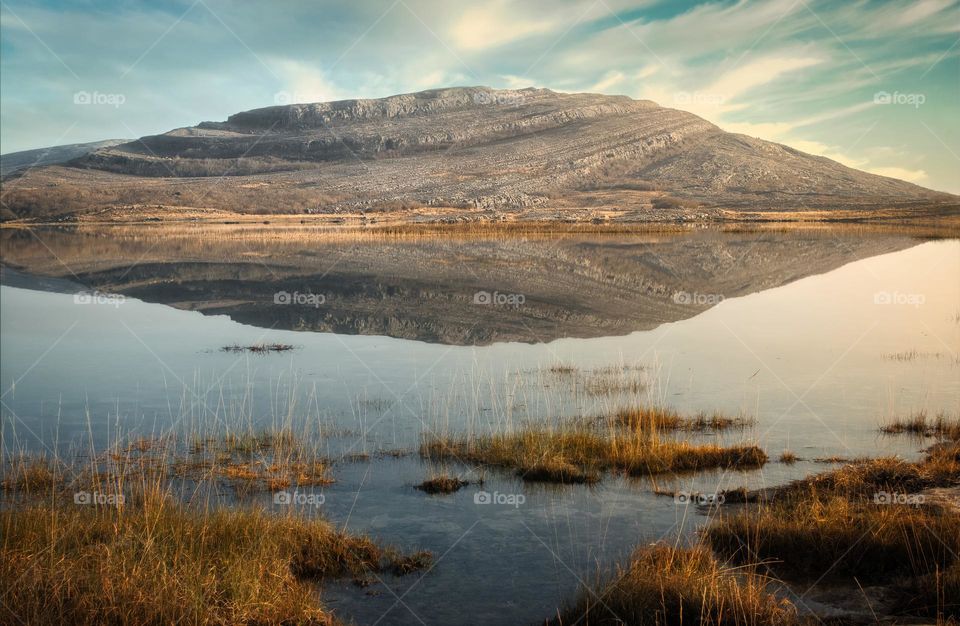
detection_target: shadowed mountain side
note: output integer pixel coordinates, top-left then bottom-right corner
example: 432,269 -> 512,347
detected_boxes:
0,226 -> 921,345
1,87 -> 954,221
0,139 -> 127,176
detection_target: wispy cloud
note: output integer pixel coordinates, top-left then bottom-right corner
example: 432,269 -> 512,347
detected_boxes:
449,0 -> 556,50
1,0 -> 957,192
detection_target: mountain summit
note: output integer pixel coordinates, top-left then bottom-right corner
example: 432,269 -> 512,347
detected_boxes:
2,86 -> 954,221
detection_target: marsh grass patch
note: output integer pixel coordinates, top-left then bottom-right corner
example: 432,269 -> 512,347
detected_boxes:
705,437 -> 960,619
2,428 -> 334,503
880,410 -> 960,439
421,420 -> 766,484
416,473 -> 470,494
1,487 -> 430,625
778,450 -> 799,464
552,544 -> 799,626
609,405 -> 754,432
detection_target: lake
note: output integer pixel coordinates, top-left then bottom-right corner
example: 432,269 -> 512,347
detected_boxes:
1,224 -> 957,624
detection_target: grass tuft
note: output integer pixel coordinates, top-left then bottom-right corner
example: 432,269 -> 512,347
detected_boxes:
422,422 -> 766,482
552,544 -> 799,625
416,473 -> 469,494
609,406 -> 753,432
880,410 -> 960,439
778,450 -> 799,464
1,454 -> 66,493
519,458 -> 602,484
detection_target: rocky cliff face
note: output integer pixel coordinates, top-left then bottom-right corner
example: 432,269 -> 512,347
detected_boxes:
2,87 -> 953,219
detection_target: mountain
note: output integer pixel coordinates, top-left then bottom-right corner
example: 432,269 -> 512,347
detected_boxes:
1,87 -> 954,221
0,139 -> 127,176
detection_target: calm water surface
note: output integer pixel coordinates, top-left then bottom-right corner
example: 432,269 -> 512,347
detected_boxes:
1,227 -> 957,624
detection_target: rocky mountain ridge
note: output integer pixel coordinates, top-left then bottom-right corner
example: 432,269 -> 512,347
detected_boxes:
1,87 -> 954,220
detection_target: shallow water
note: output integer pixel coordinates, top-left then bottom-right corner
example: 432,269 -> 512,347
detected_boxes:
1,226 -> 958,624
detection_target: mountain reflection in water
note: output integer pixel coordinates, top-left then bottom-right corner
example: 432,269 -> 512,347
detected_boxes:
0,224 -> 924,345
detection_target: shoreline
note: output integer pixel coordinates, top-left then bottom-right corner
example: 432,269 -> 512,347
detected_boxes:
3,203 -> 960,235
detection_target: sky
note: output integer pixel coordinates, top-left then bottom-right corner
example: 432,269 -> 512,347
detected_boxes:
1,0 -> 958,192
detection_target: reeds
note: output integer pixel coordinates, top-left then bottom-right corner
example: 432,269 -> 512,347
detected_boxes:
705,439 -> 960,620
778,450 -> 798,464
0,453 -> 66,493
0,419 -> 430,625
2,429 -> 334,503
610,406 -> 754,432
540,364 -> 649,396
567,435 -> 960,624
552,544 -> 799,625
581,367 -> 648,397
880,410 -> 960,439
707,491 -> 960,582
0,482 -> 431,625
421,421 -> 767,483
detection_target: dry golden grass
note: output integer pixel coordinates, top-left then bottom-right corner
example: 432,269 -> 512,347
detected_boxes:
610,406 -> 754,432
778,450 -> 799,464
186,430 -> 334,490
421,423 -> 767,483
0,453 -> 66,493
552,439 -> 960,623
520,457 -> 602,484
706,440 -> 960,620
0,423 -> 435,624
880,410 -> 960,439
0,485 -> 431,625
551,544 -> 799,626
2,429 -> 334,505
579,367 -> 648,396
812,455 -> 850,463
416,472 -> 470,494
708,492 -> 960,581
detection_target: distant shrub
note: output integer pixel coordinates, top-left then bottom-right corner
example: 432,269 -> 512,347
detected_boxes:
578,180 -> 658,192
651,196 -> 687,210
